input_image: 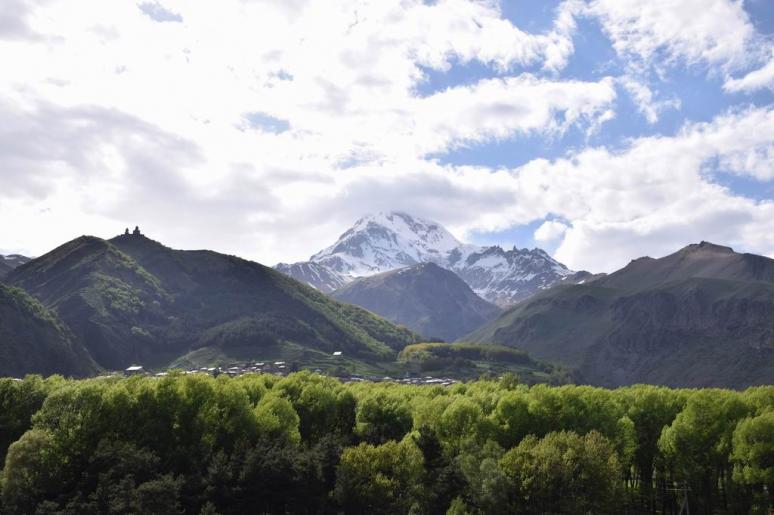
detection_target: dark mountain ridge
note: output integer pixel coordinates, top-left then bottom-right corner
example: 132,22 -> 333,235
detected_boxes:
331,262 -> 501,341
466,242 -> 774,388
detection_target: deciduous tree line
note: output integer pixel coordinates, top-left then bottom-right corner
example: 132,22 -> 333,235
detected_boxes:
0,373 -> 771,514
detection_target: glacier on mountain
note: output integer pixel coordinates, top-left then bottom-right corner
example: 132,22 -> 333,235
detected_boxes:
274,211 -> 578,306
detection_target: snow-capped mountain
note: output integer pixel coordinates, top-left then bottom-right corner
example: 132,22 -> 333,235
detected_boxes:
274,211 -> 580,305
274,261 -> 349,293
311,212 -> 462,276
449,246 -> 574,305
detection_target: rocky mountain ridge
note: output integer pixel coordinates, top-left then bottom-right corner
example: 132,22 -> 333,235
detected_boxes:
275,211 -> 579,306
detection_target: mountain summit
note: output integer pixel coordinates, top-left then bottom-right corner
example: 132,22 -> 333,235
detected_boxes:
311,211 -> 463,277
275,211 -> 578,306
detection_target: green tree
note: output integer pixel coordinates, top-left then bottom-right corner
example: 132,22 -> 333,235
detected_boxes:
617,385 -> 685,497
437,397 -> 485,451
1,429 -> 61,514
254,393 -> 301,445
732,412 -> 774,510
334,439 -> 424,514
0,375 -> 62,464
356,391 -> 413,444
658,389 -> 750,513
500,430 -> 622,514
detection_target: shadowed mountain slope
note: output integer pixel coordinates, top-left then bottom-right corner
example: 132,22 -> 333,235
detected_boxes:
466,242 -> 774,388
0,283 -> 97,377
331,262 -> 501,341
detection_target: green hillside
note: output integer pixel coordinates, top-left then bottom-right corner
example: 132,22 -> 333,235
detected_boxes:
0,284 -> 96,377
6,232 -> 418,372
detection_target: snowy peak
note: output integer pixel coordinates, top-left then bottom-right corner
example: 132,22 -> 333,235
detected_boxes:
273,261 -> 348,293
274,212 -> 580,305
453,246 -> 574,306
310,211 -> 463,277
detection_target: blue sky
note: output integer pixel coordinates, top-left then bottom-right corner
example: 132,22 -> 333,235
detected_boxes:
0,0 -> 772,272
421,1 -> 774,254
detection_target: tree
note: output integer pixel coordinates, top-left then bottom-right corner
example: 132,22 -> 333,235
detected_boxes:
254,393 -> 301,445
658,389 -> 750,513
355,392 -> 412,444
500,430 -> 622,514
732,411 -> 774,511
456,439 -> 509,515
492,391 -> 531,449
437,397 -> 484,451
334,439 -> 424,514
413,426 -> 465,514
1,429 -> 62,514
617,385 -> 685,495
0,376 -> 61,465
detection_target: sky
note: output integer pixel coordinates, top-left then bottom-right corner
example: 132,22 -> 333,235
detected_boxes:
0,0 -> 773,273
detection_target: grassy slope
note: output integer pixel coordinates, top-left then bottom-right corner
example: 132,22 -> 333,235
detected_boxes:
0,284 -> 97,377
7,234 -> 419,373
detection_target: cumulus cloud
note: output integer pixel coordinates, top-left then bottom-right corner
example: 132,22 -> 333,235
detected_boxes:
0,0 -> 771,272
724,51 -> 774,93
534,220 -> 569,242
413,75 -> 616,154
586,0 -> 774,98
531,107 -> 774,271
0,0 -> 43,40
587,0 -> 759,72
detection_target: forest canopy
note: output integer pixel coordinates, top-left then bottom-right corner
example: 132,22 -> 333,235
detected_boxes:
0,373 -> 772,514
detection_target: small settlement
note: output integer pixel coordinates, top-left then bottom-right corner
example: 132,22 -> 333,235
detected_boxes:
118,361 -> 458,386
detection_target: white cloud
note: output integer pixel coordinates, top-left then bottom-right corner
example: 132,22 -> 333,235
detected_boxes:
411,75 -> 616,156
534,220 -> 569,242
0,0 -> 617,264
617,75 -> 680,123
249,108 -> 774,271
0,0 -> 771,274
724,50 -> 774,93
529,107 -> 774,271
587,0 -> 759,73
